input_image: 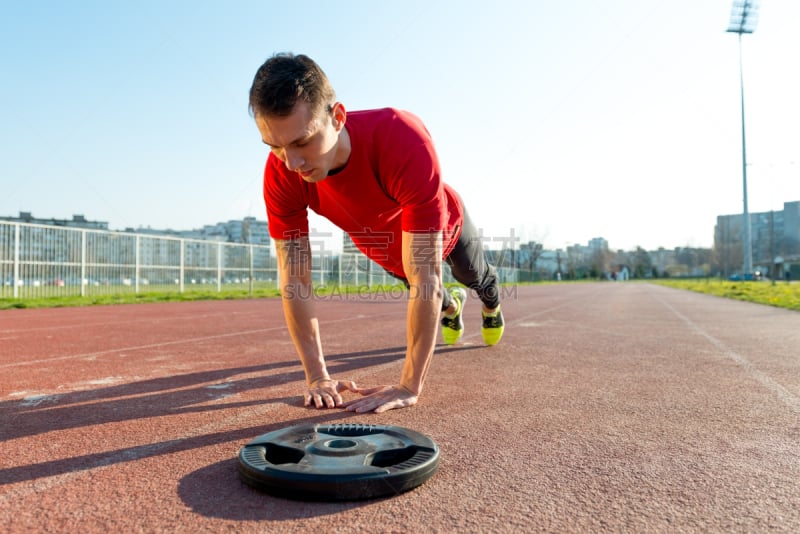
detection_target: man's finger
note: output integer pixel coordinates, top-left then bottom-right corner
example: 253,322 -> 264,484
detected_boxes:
351,385 -> 386,396
336,380 -> 359,393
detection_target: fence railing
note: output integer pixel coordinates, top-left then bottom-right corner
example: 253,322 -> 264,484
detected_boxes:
1,221 -> 520,300
0,222 -> 280,299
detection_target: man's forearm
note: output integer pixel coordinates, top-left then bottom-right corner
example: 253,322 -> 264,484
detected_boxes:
276,238 -> 328,385
400,278 -> 441,394
399,230 -> 444,395
281,289 -> 328,384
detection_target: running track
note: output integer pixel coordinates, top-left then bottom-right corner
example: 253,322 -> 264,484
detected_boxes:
1,283 -> 798,532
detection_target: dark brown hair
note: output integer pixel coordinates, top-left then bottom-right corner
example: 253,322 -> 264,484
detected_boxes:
248,53 -> 336,118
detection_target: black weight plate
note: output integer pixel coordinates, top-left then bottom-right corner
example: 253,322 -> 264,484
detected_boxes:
238,423 -> 440,501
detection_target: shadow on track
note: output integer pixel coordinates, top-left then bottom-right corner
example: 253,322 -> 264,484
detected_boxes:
0,344 -> 476,487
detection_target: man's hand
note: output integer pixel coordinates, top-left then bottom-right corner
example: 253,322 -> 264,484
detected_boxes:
340,385 -> 418,414
304,378 -> 358,409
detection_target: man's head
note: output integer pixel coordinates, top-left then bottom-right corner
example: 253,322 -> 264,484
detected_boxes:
249,53 -> 336,121
250,53 -> 348,183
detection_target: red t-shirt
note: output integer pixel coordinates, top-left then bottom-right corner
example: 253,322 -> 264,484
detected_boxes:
263,107 -> 464,278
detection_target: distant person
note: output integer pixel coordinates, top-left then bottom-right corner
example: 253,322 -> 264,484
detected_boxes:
248,53 -> 504,413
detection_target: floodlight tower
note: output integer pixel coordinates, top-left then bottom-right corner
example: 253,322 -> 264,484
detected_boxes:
727,0 -> 759,276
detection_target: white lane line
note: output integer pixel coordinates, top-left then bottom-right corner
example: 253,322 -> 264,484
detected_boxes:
0,327 -> 280,370
655,293 -> 800,414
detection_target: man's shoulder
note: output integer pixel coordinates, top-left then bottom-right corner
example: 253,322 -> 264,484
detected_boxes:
348,108 -> 429,140
349,107 -> 422,125
348,107 -> 402,117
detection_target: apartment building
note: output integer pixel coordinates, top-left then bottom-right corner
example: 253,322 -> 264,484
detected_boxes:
714,200 -> 800,279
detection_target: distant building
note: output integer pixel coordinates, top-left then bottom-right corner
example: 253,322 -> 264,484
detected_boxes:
342,233 -> 359,254
536,249 -> 562,279
715,200 -> 800,278
587,237 -> 608,254
2,212 -> 270,245
127,216 -> 270,245
0,211 -> 109,230
649,248 -> 677,276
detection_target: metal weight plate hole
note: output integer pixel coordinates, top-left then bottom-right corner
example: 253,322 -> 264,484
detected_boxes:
326,439 -> 358,449
264,443 -> 305,465
369,446 -> 417,468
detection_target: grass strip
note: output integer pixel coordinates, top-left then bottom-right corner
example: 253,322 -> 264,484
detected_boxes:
653,279 -> 800,311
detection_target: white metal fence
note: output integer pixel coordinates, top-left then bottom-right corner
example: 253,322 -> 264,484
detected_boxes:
0,221 -> 278,299
1,221 -> 518,301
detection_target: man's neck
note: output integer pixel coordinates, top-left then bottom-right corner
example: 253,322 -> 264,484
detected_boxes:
328,126 -> 351,175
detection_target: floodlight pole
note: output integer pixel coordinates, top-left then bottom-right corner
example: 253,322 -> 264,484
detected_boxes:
727,0 -> 758,276
736,31 -> 753,276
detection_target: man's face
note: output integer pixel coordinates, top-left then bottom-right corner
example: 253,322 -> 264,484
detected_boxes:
255,100 -> 344,183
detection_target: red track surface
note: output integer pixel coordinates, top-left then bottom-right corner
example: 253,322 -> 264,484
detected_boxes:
1,283 -> 798,532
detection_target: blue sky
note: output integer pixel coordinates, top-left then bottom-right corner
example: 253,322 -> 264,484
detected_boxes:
2,1 -> 798,251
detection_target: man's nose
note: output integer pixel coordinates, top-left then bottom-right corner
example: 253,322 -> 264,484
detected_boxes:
283,149 -> 304,172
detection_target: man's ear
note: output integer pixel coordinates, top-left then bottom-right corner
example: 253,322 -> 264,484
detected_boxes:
331,102 -> 347,130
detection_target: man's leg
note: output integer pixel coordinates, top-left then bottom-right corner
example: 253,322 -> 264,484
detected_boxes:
444,208 -> 504,345
445,209 -> 500,311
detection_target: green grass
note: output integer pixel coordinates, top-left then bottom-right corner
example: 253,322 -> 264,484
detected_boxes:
0,288 -> 281,310
5,279 -> 799,312
0,284 -> 411,310
653,279 -> 800,311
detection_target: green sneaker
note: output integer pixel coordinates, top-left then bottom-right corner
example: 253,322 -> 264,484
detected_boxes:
441,287 -> 467,345
481,306 -> 504,346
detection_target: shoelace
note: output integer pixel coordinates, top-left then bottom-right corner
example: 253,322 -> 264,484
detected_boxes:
482,313 -> 503,328
442,315 -> 462,329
